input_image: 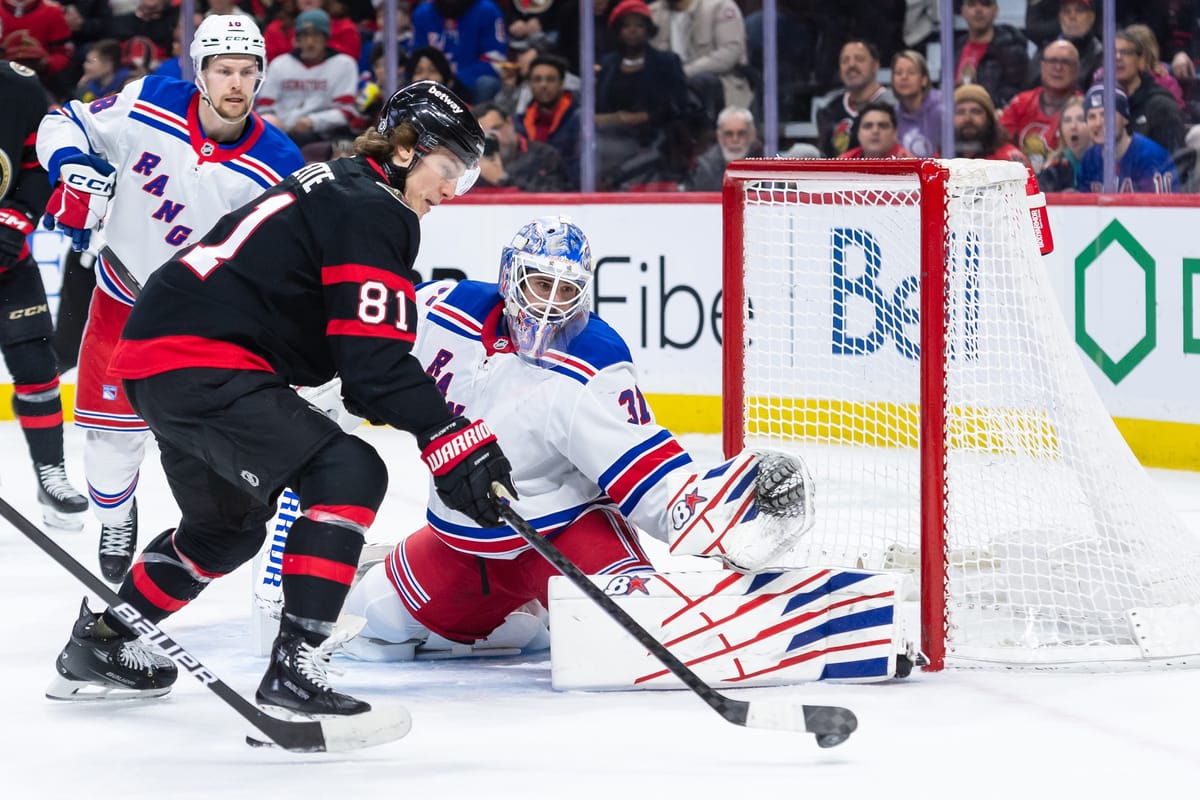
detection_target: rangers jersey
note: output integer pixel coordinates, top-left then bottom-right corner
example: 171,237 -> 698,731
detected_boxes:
414,279 -> 695,559
36,74 -> 304,305
110,157 -> 454,438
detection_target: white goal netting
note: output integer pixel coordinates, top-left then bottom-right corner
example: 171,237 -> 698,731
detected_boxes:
727,159 -> 1200,667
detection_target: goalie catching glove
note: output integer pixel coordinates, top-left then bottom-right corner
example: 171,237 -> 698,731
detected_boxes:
666,450 -> 815,572
419,417 -> 517,528
43,152 -> 116,251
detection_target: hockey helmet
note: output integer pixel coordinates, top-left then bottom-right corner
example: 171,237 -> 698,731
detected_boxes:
190,15 -> 268,99
499,216 -> 594,360
376,80 -> 485,195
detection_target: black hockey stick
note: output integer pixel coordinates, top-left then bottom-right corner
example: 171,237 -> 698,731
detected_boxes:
490,485 -> 858,748
0,495 -> 410,753
99,246 -> 143,298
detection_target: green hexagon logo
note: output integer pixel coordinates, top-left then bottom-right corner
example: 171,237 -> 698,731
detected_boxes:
1074,219 -> 1155,385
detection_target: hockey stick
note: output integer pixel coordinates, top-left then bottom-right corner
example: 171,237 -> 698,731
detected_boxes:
99,246 -> 143,298
0,494 -> 411,753
490,485 -> 858,748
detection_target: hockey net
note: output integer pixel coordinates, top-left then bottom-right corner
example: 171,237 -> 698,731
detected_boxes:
722,158 -> 1200,670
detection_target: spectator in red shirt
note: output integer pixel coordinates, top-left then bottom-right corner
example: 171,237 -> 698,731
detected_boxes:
953,0 -> 1029,108
839,102 -> 915,159
1,0 -> 73,95
954,83 -> 1030,165
1000,39 -> 1081,172
265,0 -> 361,63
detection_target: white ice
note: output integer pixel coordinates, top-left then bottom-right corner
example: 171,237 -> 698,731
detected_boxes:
3,421 -> 1200,799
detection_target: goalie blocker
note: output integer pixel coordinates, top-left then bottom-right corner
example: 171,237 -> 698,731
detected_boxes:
550,567 -> 919,690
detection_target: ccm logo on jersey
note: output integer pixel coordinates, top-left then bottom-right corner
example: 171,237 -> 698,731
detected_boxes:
423,420 -> 496,473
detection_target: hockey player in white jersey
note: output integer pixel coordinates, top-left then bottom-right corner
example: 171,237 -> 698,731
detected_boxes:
37,15 -> 304,582
340,217 -> 816,658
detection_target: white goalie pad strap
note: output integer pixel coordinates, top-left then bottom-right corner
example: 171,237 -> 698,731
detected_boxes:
665,450 -> 815,571
549,568 -> 914,690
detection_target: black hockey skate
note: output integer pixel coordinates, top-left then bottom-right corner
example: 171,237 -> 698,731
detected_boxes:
35,461 -> 88,531
257,628 -> 371,717
98,498 -> 137,583
46,598 -> 178,701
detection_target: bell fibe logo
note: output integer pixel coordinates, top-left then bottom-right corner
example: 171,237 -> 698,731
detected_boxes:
829,226 -> 981,361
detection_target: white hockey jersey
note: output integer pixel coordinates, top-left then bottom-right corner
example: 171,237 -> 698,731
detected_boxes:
255,51 -> 360,134
37,75 -> 304,305
415,280 -> 695,559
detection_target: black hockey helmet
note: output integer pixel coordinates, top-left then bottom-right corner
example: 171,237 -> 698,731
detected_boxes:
376,80 -> 485,194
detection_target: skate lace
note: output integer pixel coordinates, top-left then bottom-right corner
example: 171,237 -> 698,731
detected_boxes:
294,628 -> 356,692
116,640 -> 162,671
37,463 -> 79,502
99,514 -> 136,557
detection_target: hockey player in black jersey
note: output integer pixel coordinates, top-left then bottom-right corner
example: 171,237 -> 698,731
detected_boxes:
0,60 -> 88,531
48,81 -> 517,716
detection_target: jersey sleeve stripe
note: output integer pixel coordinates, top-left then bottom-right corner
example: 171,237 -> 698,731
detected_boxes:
109,335 -> 275,378
428,303 -> 484,338
219,159 -> 276,190
322,263 -> 417,296
326,319 -> 417,342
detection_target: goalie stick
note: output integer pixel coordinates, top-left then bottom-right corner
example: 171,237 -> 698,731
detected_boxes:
0,495 -> 411,753
490,485 -> 858,748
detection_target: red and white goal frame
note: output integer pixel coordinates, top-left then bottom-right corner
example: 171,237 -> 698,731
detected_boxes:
721,158 -> 1200,671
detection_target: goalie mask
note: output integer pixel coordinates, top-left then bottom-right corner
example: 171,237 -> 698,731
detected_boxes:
376,80 -> 485,196
499,217 -> 594,361
190,15 -> 268,125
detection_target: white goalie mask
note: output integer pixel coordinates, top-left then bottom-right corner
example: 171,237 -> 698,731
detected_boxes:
498,217 -> 594,361
190,15 -> 267,124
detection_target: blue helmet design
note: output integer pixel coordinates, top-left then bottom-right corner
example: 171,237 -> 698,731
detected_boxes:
498,217 -> 594,361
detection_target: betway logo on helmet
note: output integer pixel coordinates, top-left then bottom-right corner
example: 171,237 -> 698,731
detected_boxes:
427,85 -> 463,114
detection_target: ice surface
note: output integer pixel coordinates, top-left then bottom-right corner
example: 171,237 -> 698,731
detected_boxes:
2,422 -> 1199,798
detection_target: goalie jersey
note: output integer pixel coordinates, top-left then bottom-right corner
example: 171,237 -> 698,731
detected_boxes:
36,74 -> 304,305
415,279 -> 694,558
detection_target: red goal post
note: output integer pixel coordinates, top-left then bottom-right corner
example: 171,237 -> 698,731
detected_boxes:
721,158 -> 1200,671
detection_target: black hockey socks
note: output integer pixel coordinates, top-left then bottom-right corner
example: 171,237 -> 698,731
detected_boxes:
279,516 -> 364,635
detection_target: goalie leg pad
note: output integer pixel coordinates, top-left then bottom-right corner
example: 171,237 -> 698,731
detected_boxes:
549,567 -> 916,690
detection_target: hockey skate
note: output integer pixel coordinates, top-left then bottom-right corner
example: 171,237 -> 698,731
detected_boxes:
34,462 -> 87,531
98,498 -> 137,583
46,598 -> 178,701
257,625 -> 371,718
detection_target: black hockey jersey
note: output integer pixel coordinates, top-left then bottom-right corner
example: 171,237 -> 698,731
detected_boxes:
0,60 -> 51,270
111,156 -> 454,436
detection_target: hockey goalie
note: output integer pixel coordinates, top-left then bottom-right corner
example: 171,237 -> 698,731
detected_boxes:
260,216 -> 918,689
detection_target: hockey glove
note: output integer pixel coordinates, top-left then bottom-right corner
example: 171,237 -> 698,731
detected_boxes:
419,417 -> 517,528
0,207 -> 35,270
43,153 -> 116,252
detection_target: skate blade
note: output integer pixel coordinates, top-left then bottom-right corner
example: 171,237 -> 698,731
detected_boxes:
45,673 -> 171,702
41,509 -> 85,532
246,704 -> 413,752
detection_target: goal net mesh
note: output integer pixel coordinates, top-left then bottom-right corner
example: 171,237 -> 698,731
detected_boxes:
730,160 -> 1200,667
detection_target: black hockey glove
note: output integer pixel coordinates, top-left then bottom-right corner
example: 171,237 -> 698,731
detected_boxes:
418,417 -> 517,527
0,207 -> 35,270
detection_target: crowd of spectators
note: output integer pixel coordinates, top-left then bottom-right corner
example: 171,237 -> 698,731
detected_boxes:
4,0 -> 1200,192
